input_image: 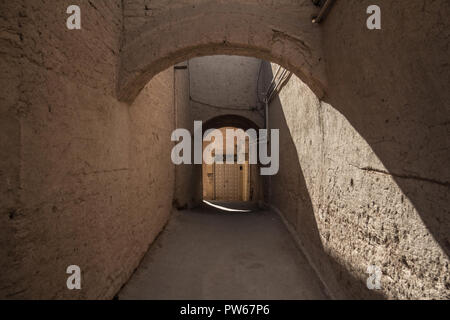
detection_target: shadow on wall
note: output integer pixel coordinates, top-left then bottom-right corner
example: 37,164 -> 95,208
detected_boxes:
324,86 -> 450,263
321,1 -> 450,261
269,92 -> 384,300
264,47 -> 449,297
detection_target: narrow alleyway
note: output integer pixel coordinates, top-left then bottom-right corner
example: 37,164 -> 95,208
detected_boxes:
2,1 -> 448,301
118,203 -> 328,300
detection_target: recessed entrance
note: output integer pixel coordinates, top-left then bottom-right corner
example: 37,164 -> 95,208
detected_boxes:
202,127 -> 252,202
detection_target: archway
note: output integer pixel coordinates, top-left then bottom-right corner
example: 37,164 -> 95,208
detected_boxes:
201,116 -> 262,204
122,44 -> 450,299
118,1 -> 327,103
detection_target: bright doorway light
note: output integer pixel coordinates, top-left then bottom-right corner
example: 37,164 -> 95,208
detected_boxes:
202,200 -> 252,213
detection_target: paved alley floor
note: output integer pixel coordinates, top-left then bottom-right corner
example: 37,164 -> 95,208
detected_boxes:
118,202 -> 329,300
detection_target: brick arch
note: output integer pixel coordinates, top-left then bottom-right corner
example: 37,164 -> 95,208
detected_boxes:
118,1 -> 326,103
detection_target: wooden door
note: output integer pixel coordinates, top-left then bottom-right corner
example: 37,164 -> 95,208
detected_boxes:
214,162 -> 240,201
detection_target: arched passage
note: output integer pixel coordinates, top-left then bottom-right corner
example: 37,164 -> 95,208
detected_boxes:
1,0 -> 448,301
118,1 -> 327,103
200,115 -> 262,203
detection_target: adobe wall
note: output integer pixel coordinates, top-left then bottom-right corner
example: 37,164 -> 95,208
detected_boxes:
324,0 -> 449,299
0,0 -> 176,299
269,0 -> 450,299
